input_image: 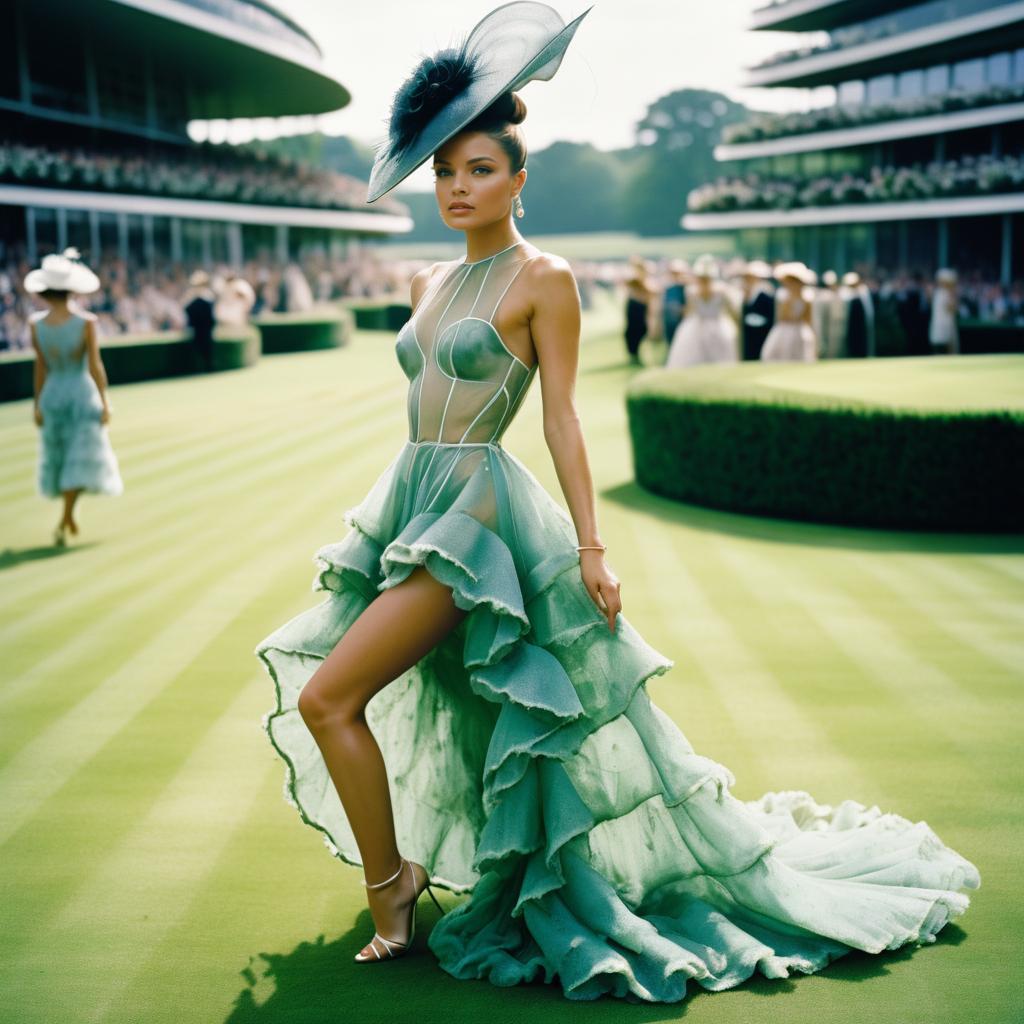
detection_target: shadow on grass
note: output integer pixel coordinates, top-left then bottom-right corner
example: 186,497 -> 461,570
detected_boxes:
225,909 -> 968,1023
0,542 -> 98,571
603,480 -> 1024,555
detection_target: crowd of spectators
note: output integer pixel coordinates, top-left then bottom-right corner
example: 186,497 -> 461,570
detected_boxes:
0,141 -> 408,216
0,248 -> 417,349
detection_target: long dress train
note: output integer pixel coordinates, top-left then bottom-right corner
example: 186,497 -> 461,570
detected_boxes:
254,241 -> 980,1003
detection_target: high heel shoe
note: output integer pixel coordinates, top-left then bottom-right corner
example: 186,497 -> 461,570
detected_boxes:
53,523 -> 67,547
353,857 -> 444,963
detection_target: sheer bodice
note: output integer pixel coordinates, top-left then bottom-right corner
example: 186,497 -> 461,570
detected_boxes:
396,241 -> 539,445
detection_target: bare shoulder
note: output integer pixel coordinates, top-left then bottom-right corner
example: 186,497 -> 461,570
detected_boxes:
410,257 -> 459,311
522,251 -> 578,311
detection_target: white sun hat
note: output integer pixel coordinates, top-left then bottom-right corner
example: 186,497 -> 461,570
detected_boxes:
774,261 -> 816,286
692,253 -> 720,279
24,247 -> 100,294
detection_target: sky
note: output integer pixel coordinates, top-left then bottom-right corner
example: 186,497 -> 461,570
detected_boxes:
190,1 -> 833,192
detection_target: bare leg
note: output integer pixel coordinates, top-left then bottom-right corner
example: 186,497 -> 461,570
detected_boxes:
61,488 -> 83,534
297,565 -> 469,958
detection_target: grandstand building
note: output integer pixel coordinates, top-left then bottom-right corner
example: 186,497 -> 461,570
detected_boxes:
0,0 -> 412,268
683,0 -> 1024,282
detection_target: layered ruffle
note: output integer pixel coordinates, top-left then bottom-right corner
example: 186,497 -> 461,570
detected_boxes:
255,440 -> 980,1004
37,374 -> 123,498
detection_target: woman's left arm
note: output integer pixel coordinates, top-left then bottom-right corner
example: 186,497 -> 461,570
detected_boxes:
529,256 -> 622,634
84,317 -> 112,423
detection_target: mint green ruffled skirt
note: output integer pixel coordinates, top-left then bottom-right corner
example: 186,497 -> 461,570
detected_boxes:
254,440 -> 980,1003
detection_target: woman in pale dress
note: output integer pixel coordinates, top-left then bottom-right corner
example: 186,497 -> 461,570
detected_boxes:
761,261 -> 818,362
929,268 -> 960,355
665,254 -> 739,368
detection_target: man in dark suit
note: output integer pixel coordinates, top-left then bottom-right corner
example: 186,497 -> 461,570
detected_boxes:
183,270 -> 216,373
661,259 -> 687,347
740,259 -> 775,360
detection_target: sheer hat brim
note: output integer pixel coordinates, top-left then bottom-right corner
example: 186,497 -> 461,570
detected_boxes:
367,2 -> 593,203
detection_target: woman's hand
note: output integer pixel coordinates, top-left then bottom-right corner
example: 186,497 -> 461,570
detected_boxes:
33,405 -> 43,428
579,549 -> 622,634
100,405 -> 111,425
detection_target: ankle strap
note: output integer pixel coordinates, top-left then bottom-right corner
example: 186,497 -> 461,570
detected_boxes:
362,858 -> 405,890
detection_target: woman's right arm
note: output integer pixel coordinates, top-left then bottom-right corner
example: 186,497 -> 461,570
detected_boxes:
31,322 -> 45,427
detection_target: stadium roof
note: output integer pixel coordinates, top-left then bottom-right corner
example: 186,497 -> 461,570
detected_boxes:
103,0 -> 350,118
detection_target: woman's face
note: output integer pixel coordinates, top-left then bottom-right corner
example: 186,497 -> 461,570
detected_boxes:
432,131 -> 525,230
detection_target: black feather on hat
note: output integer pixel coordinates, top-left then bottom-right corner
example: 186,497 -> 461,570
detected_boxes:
386,46 -> 480,157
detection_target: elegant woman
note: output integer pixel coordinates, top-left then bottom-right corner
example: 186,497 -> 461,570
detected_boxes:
761,262 -> 819,362
255,2 -> 979,1004
929,268 -> 960,355
665,254 -> 740,368
27,248 -> 123,545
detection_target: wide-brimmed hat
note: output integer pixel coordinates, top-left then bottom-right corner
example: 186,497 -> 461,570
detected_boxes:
742,259 -> 772,279
692,254 -> 719,279
367,1 -> 592,203
774,261 -> 816,286
24,248 -> 100,294
936,267 -> 958,284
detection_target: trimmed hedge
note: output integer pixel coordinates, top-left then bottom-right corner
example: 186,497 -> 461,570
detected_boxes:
253,306 -> 353,354
344,298 -> 412,332
0,326 -> 259,402
626,361 -> 1024,532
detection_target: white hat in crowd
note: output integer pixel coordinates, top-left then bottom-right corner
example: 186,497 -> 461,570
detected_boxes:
842,271 -> 861,287
774,261 -> 816,286
936,268 -> 958,284
24,247 -> 100,295
822,270 -> 839,287
692,254 -> 719,279
743,259 -> 773,279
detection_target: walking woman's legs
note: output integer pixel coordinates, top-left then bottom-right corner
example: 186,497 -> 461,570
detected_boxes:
61,488 -> 83,532
297,564 -> 468,954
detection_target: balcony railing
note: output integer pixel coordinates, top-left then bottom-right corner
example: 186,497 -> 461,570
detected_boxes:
752,0 -> 1009,70
722,83 -> 1024,145
688,152 -> 1024,212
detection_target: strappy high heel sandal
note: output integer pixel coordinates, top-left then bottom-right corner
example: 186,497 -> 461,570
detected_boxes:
353,857 -> 444,964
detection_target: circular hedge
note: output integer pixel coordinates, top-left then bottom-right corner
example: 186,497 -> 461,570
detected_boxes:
625,356 -> 1024,532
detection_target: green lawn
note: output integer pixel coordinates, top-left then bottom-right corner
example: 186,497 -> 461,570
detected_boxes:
1,290 -> 1020,1023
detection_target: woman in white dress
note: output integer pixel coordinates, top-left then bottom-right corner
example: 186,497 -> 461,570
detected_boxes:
761,261 -> 818,362
929,268 -> 960,355
665,254 -> 739,368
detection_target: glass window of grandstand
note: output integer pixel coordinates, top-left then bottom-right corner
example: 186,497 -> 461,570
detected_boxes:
897,69 -> 925,101
893,134 -> 942,167
32,209 -> 59,258
0,13 -> 17,100
1014,49 -> 1024,85
64,211 -> 91,259
26,20 -> 88,114
924,65 -> 950,96
95,46 -> 149,127
771,154 -> 799,178
181,221 -> 206,265
945,125 -> 997,161
952,59 -> 985,93
866,75 -> 895,106
950,216 -> 1001,281
828,148 -> 868,175
800,151 -> 828,178
837,80 -> 865,107
986,53 -> 1012,87
738,229 -> 770,262
1002,119 -> 1024,157
98,213 -> 120,263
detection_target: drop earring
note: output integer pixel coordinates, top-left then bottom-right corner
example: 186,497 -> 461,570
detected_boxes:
513,193 -> 525,219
